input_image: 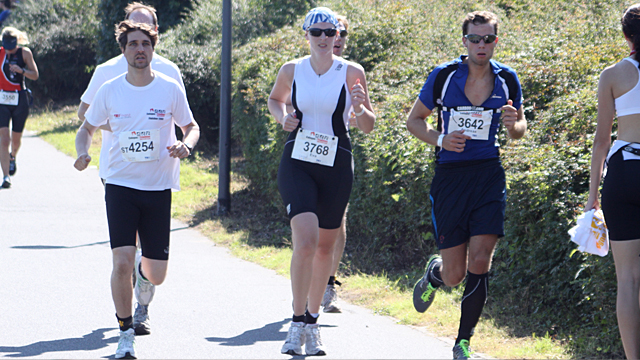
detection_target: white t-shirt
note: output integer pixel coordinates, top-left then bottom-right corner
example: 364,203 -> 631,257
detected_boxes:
85,72 -> 194,191
80,53 -> 186,179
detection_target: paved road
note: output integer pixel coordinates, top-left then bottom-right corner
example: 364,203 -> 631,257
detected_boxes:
0,134 -> 455,359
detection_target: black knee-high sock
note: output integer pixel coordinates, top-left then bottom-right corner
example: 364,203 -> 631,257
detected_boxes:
457,271 -> 488,343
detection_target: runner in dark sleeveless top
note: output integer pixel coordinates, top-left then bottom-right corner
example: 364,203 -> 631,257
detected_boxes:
0,27 -> 38,189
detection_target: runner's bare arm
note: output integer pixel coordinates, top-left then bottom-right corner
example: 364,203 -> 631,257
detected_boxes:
74,120 -> 98,171
78,101 -> 111,131
168,120 -> 200,159
268,63 -> 299,132
346,64 -> 375,133
19,48 -> 38,81
406,98 -> 470,153
406,98 -> 436,144
501,100 -> 526,139
586,67 -> 616,210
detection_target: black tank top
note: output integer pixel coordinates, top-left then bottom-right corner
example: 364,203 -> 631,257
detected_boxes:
2,47 -> 26,91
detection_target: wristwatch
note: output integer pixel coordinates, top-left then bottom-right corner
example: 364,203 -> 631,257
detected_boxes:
184,142 -> 193,156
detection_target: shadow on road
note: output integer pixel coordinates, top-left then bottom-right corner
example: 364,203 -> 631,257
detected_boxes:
206,318 -> 289,346
206,318 -> 338,348
0,328 -> 117,357
11,241 -> 109,250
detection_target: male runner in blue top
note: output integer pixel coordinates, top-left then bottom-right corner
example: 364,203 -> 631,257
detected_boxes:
406,10 -> 526,359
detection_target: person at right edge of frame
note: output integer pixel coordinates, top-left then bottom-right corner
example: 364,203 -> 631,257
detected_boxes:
406,11 -> 526,360
586,4 -> 640,359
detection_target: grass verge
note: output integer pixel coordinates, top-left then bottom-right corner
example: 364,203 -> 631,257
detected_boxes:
28,106 -> 570,359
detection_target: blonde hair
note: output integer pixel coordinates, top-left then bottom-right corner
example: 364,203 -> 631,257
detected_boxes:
2,27 -> 29,45
336,15 -> 349,31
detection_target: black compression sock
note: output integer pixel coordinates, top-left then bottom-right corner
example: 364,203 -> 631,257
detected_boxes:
328,276 -> 335,286
304,310 -> 319,324
292,314 -> 305,323
116,314 -> 133,331
457,271 -> 489,342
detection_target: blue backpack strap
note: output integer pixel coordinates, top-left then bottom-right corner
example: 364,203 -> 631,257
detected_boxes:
497,70 -> 519,105
431,63 -> 459,157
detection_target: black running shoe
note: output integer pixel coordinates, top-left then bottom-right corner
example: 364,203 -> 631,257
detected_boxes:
1,176 -> 10,189
413,254 -> 442,313
8,154 -> 15,176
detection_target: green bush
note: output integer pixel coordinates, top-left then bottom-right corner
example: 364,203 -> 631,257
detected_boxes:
10,0 -> 99,104
96,0 -> 193,63
158,0 -> 314,147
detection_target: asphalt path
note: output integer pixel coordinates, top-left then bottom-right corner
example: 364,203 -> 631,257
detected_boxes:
0,133 -> 456,359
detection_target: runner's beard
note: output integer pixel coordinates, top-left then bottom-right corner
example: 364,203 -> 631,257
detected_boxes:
129,57 -> 150,69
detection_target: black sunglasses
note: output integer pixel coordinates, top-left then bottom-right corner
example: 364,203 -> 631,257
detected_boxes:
339,30 -> 348,38
308,28 -> 337,37
464,34 -> 497,44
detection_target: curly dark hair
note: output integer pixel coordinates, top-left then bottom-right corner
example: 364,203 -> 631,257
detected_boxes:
115,20 -> 158,50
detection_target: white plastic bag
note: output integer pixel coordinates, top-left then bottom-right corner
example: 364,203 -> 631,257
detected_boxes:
568,209 -> 609,257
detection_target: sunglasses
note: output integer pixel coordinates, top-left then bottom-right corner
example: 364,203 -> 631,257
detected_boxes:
464,34 -> 497,44
308,28 -> 337,37
339,30 -> 348,38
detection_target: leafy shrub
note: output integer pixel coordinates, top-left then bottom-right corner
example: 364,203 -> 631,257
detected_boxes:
96,0 -> 193,63
10,0 -> 99,104
158,0 -> 314,147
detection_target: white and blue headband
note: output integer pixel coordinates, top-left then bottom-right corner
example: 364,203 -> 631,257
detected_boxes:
302,7 -> 338,31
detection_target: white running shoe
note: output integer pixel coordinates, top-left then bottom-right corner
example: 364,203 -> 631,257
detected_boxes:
321,284 -> 341,313
281,322 -> 305,355
134,250 -> 155,306
304,323 -> 326,356
133,303 -> 150,336
115,328 -> 136,359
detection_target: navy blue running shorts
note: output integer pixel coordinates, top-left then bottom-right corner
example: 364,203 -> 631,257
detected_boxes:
105,184 -> 171,260
277,134 -> 353,230
429,158 -> 506,250
601,149 -> 640,241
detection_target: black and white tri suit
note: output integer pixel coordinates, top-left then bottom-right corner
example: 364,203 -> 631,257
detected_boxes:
277,56 -> 354,229
601,57 -> 640,240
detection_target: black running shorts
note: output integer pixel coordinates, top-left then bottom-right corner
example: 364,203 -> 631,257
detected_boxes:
601,149 -> 640,240
0,91 -> 30,133
429,158 -> 506,250
277,134 -> 353,230
105,184 -> 171,260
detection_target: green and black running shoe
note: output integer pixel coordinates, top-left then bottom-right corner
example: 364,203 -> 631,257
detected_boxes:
412,254 -> 442,313
452,339 -> 472,359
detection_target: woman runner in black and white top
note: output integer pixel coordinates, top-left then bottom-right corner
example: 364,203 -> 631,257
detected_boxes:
268,7 -> 375,356
586,4 -> 640,358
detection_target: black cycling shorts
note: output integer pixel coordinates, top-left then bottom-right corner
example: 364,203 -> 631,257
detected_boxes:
0,91 -> 30,133
105,184 -> 171,260
277,134 -> 353,230
601,149 -> 640,240
430,158 -> 506,250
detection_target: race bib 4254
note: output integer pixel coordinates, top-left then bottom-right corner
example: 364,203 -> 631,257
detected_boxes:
118,129 -> 160,162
